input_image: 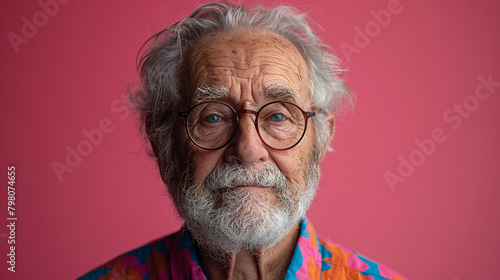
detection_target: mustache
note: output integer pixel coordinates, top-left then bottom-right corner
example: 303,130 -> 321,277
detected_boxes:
204,163 -> 287,191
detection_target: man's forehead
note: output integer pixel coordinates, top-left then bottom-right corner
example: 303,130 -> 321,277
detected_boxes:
184,29 -> 310,106
189,36 -> 305,74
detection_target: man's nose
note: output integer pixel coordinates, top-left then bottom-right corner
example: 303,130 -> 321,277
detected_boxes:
224,115 -> 269,164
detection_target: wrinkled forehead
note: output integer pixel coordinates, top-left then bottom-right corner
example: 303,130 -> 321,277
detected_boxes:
179,28 -> 310,106
191,28 -> 303,57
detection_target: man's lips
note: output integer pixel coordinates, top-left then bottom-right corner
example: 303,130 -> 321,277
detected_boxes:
217,185 -> 268,193
237,185 -> 266,188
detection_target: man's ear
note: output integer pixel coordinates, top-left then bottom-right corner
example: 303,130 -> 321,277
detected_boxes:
319,114 -> 335,162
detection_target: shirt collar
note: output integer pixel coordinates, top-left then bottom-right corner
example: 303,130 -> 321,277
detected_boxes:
169,218 -> 316,280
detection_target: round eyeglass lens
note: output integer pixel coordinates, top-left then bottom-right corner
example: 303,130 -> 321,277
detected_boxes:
258,102 -> 306,149
186,102 -> 237,149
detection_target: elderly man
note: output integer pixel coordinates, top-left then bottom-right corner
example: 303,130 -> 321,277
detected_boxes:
80,2 -> 408,280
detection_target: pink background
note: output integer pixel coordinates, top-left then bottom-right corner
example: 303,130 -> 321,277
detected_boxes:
1,0 -> 499,279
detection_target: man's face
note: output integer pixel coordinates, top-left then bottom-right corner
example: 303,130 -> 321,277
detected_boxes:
183,28 -> 315,193
172,29 -> 322,253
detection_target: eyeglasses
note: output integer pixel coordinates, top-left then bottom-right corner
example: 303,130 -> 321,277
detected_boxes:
178,101 -> 316,150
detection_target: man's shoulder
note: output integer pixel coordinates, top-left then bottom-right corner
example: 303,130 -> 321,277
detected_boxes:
77,231 -> 180,280
296,219 -> 409,280
315,234 -> 408,280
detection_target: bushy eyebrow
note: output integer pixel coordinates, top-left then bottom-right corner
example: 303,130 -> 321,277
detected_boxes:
193,84 -> 300,103
193,86 -> 228,103
264,85 -> 299,103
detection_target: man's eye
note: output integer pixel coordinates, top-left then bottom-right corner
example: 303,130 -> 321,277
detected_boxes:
203,114 -> 221,123
269,113 -> 286,122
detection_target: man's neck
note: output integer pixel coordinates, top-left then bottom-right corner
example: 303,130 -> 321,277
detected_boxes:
195,223 -> 300,280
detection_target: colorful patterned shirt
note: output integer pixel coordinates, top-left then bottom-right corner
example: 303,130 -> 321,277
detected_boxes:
78,218 -> 408,279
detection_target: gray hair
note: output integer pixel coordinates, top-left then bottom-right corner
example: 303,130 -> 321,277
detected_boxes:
131,1 -> 353,186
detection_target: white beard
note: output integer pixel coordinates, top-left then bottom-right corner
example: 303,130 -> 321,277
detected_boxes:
172,160 -> 320,257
